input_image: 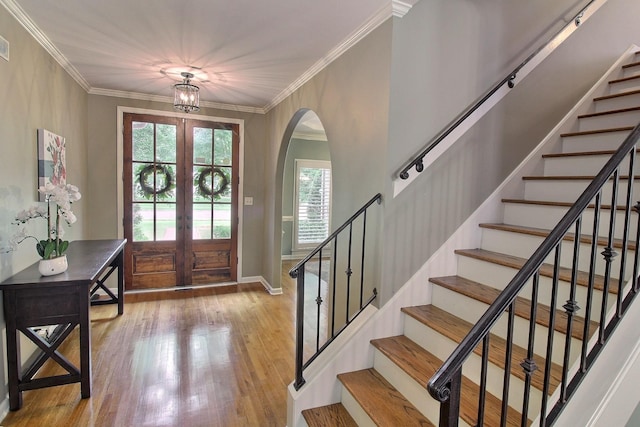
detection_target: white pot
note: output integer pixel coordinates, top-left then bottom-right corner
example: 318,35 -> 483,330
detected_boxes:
38,254 -> 68,276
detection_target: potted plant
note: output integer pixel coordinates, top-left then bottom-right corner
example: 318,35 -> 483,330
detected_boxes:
10,183 -> 81,275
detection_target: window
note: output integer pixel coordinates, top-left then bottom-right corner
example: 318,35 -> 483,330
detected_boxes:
294,160 -> 331,250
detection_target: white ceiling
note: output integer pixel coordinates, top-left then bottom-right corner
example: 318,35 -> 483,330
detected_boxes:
3,0 -> 418,113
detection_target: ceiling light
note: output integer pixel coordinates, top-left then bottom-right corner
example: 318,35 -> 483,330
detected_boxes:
174,72 -> 200,113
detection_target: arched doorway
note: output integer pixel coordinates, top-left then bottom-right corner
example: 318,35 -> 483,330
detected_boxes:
277,110 -> 331,290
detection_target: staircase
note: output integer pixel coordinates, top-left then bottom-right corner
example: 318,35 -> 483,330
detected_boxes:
300,51 -> 640,426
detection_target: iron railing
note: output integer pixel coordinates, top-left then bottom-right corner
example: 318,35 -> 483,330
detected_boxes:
289,193 -> 382,390
397,0 -> 598,181
428,123 -> 640,425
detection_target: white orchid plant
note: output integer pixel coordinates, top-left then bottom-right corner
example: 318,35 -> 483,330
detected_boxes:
10,183 -> 82,259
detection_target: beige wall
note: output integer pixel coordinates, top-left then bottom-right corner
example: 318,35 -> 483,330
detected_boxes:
0,4 -> 89,401
263,20 -> 392,293
86,95 -> 267,278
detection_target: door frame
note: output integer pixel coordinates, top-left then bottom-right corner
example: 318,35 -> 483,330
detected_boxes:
116,106 -> 245,282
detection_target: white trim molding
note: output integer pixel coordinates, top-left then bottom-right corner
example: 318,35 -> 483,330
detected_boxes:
1,0 -> 91,91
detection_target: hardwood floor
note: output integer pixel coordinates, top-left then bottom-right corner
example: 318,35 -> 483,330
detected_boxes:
1,272 -> 299,426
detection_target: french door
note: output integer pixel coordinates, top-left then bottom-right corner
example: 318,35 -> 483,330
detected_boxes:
123,113 -> 239,290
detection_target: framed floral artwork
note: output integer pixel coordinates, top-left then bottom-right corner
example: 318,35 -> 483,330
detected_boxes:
37,129 -> 66,201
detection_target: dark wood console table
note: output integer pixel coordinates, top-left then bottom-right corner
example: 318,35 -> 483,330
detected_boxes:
0,239 -> 126,410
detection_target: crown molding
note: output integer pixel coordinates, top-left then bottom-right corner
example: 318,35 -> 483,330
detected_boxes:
392,0 -> 419,18
89,87 -> 266,114
264,0 -> 419,113
1,0 -> 91,91
291,131 -> 328,142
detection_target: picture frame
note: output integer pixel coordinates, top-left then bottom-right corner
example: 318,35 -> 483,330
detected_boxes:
37,129 -> 66,201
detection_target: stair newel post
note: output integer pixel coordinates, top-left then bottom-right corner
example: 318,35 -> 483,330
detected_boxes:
294,263 -> 306,390
438,370 -> 462,427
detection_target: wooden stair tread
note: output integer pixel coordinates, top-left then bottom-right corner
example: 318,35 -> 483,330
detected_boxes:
622,61 -> 640,69
522,174 -> 639,180
594,89 -> 640,101
479,222 -> 636,252
578,106 -> 640,119
542,148 -> 640,158
430,275 -> 597,340
610,74 -> 640,84
302,403 -> 358,427
501,198 -> 622,211
454,247 -> 619,293
560,126 -> 634,137
337,368 -> 434,426
401,305 -> 562,394
371,335 -> 526,426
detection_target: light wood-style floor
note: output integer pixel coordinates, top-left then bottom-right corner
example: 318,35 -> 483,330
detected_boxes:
1,266 -> 300,427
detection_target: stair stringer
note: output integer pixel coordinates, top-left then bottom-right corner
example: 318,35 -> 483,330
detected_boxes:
288,46 -> 640,426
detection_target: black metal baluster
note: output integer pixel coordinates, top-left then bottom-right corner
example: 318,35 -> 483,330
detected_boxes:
542,242 -> 562,420
360,210 -> 368,308
582,192 -> 601,372
560,219 -> 581,403
599,170 -> 619,343
500,304 -> 515,427
345,224 -> 353,324
315,251 -> 324,351
617,149 -> 635,316
521,271 -> 541,425
331,237 -> 338,337
633,199 -> 640,293
477,335 -> 490,426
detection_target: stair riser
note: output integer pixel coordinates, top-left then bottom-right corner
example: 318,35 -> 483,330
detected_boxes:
578,109 -> 640,132
372,351 -> 447,426
404,316 -> 544,421
431,286 -> 582,367
524,178 -> 640,204
595,93 -> 640,112
609,79 -> 640,95
543,153 -> 640,176
339,388 -> 376,427
456,256 -> 611,320
623,63 -> 640,79
502,202 -> 638,242
561,130 -> 632,153
480,227 -> 635,282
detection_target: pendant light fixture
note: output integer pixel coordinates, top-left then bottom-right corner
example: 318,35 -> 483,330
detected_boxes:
174,72 -> 200,113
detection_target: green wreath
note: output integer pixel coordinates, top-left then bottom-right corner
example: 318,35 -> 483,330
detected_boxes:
196,167 -> 229,199
138,164 -> 175,199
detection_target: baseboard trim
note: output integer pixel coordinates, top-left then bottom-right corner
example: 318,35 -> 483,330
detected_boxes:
0,393 -> 9,423
240,276 -> 282,295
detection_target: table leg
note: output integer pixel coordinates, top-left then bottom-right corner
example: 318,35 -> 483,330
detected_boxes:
5,291 -> 22,410
79,286 -> 92,398
117,248 -> 124,315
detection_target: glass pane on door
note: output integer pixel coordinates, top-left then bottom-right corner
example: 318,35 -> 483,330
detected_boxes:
131,122 -> 178,242
191,127 -> 233,241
